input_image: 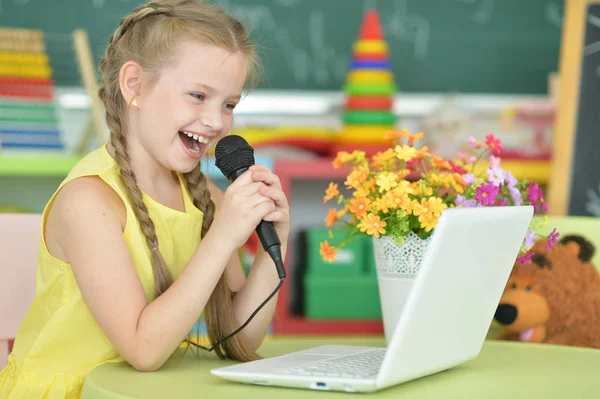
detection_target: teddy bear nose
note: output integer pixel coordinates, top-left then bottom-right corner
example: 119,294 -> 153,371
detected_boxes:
495,304 -> 518,325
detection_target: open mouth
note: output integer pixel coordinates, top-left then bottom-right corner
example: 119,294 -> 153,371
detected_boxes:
179,130 -> 208,155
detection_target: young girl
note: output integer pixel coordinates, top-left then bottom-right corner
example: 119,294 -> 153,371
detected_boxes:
0,0 -> 289,397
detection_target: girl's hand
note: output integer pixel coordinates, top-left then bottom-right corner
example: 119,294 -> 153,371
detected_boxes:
249,164 -> 290,245
209,168 -> 276,254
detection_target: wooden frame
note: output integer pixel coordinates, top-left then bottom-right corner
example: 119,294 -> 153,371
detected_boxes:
72,28 -> 107,153
548,0 -> 600,215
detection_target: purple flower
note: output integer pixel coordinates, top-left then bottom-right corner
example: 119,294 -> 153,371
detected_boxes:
527,183 -> 543,202
462,173 -> 476,185
517,251 -> 533,265
489,155 -> 501,167
542,201 -> 549,213
546,228 -> 559,249
458,153 -> 477,164
505,171 -> 518,188
475,183 -> 499,206
497,198 -> 509,206
456,194 -> 478,208
509,186 -> 523,206
486,165 -> 505,187
524,230 -> 536,248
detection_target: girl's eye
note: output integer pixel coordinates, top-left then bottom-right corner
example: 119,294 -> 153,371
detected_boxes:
190,93 -> 205,101
225,103 -> 237,110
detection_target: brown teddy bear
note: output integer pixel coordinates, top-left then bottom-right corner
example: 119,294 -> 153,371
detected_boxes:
494,234 -> 600,348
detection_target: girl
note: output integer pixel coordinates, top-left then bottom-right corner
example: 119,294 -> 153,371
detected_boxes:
0,0 -> 289,397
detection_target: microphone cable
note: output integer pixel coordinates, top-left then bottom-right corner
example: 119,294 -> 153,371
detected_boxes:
187,277 -> 284,352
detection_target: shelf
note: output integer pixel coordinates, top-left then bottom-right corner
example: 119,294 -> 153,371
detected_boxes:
0,152 -> 274,179
272,158 -> 381,335
473,159 -> 551,184
273,317 -> 383,335
0,152 -> 81,177
274,157 -> 551,185
270,156 -> 553,335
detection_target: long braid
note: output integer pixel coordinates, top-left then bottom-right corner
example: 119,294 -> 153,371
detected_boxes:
99,3 -> 176,297
111,129 -> 174,296
183,167 -> 259,361
109,4 -> 173,45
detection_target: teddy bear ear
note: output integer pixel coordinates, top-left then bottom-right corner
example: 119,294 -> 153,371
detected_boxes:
558,235 -> 595,262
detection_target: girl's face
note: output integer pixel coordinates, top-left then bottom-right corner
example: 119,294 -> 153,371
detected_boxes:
132,40 -> 248,173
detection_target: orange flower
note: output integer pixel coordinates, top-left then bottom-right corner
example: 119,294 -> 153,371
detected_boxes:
376,172 -> 398,192
357,213 -> 387,238
345,165 -> 370,189
384,129 -> 407,140
395,180 -> 415,195
415,146 -> 430,158
412,197 -> 431,219
349,196 -> 370,218
332,151 -> 353,168
372,149 -> 396,168
395,145 -> 417,161
325,208 -> 338,227
390,188 -> 411,210
412,181 -> 433,196
384,129 -> 424,144
320,241 -> 336,263
398,169 -> 412,179
374,194 -> 394,214
453,173 -> 468,187
429,173 -> 442,187
420,215 -> 438,232
323,182 -> 339,203
431,156 -> 452,171
407,131 -> 424,146
363,178 -> 377,195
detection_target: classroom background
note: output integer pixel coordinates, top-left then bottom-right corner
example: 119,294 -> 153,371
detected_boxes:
1,0 -> 599,340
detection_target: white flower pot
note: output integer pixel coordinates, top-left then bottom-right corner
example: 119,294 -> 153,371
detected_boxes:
372,231 -> 432,344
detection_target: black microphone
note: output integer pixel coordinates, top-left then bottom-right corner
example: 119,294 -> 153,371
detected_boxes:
214,135 -> 286,279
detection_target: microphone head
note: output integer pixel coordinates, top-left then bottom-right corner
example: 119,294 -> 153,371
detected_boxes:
215,135 -> 255,179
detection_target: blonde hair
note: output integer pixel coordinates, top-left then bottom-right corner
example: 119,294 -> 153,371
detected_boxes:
97,0 -> 261,361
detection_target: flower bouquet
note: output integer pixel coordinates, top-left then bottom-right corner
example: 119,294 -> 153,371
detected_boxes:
320,129 -> 558,341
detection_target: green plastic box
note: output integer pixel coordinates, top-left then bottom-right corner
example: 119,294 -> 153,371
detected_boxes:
306,227 -> 368,276
364,237 -> 377,275
304,273 -> 382,319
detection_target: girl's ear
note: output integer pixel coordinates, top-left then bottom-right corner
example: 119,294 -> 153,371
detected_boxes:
119,61 -> 144,108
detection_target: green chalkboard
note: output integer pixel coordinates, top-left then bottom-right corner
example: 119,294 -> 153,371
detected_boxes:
0,0 -> 563,93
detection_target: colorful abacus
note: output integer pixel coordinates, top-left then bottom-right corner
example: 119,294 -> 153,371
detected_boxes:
0,27 -> 64,151
332,9 -> 397,156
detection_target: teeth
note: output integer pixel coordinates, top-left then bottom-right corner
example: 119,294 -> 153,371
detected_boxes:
181,131 -> 209,144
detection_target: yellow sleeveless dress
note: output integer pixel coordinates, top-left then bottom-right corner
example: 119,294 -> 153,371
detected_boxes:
0,144 -> 204,398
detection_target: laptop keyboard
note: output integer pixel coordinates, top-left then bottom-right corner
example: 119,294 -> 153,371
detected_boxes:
281,349 -> 386,379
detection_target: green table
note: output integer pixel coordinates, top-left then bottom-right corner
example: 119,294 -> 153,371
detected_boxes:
81,337 -> 600,398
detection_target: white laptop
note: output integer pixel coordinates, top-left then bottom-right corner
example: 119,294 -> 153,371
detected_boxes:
211,206 -> 533,393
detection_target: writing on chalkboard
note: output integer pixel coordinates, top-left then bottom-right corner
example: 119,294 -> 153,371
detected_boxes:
567,4 -> 600,217
584,13 -> 600,77
218,0 -> 561,86
586,184 -> 600,217
545,1 -> 563,28
457,0 -> 494,25
0,0 -> 564,92
582,9 -> 600,217
220,0 -> 434,85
